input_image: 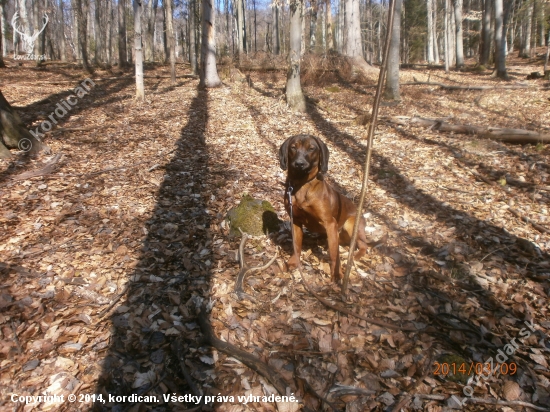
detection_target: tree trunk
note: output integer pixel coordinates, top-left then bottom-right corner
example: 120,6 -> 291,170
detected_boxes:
0,90 -> 50,158
273,1 -> 280,54
433,0 -> 440,63
444,0 -> 449,72
134,0 -> 145,100
189,0 -> 197,74
94,0 -> 102,65
106,0 -> 113,66
540,1 -> 545,47
165,0 -> 176,83
453,0 -> 464,68
74,0 -> 92,72
325,0 -> 333,50
0,0 -> 4,67
118,0 -> 128,67
309,0 -> 317,50
236,0 -> 244,57
384,0 -> 402,101
521,0 -> 533,57
145,0 -> 159,61
199,0 -> 221,87
480,0 -> 492,66
494,0 -> 507,78
286,0 -> 306,112
427,0 -> 434,63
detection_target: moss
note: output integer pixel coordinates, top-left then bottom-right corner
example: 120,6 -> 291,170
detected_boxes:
226,194 -> 281,237
325,86 -> 340,93
436,354 -> 472,385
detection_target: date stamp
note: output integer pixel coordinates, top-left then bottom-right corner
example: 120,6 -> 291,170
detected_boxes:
433,361 -> 517,377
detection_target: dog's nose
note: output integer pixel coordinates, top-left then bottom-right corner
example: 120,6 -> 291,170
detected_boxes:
294,160 -> 307,169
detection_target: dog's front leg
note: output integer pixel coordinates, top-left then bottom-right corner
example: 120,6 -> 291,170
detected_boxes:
325,218 -> 341,282
286,222 -> 304,271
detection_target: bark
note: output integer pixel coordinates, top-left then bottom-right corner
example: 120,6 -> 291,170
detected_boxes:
480,0 -> 492,66
145,0 -> 159,61
272,2 -> 280,54
118,0 -> 128,67
165,0 -> 176,84
0,0 -> 6,57
94,0 -> 102,65
453,0 -> 464,68
199,0 -> 221,88
384,0 -> 402,101
433,0 -> 439,63
189,0 -> 197,75
540,2 -> 545,47
286,0 -> 306,112
427,0 -> 434,63
309,0 -> 317,50
236,0 -> 245,57
74,0 -> 92,72
0,0 -> 4,67
59,0 -> 66,61
0,90 -> 50,158
106,0 -> 112,66
134,0 -> 145,100
521,0 -> 533,57
444,0 -> 449,72
494,0 -> 507,78
325,0 -> 333,50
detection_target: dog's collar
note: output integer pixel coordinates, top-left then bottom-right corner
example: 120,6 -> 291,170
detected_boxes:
286,173 -> 323,193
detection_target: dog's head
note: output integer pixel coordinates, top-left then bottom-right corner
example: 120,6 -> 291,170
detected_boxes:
279,134 -> 329,179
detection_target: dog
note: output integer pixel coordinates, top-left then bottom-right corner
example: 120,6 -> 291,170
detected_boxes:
279,134 -> 368,282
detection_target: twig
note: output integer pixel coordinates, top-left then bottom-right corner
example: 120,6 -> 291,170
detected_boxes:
297,375 -> 338,412
171,341 -> 202,399
234,229 -> 278,301
12,153 -> 63,181
97,283 -> 131,318
197,304 -> 290,396
508,208 -> 550,234
298,269 -> 419,331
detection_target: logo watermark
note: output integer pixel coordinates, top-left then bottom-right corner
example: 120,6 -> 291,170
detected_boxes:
450,319 -> 538,406
19,78 -> 96,152
11,11 -> 49,59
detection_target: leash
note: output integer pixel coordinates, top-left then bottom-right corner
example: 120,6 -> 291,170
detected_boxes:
286,185 -> 301,272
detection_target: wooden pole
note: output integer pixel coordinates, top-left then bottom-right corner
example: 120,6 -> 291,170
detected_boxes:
342,0 -> 396,296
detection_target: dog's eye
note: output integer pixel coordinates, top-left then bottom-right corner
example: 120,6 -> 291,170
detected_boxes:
308,147 -> 315,152
290,146 -> 296,151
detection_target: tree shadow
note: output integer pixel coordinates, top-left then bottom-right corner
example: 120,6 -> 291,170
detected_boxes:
93,89 -> 217,410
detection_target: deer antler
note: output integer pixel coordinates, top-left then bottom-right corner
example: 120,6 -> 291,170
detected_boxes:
10,12 -> 27,39
30,13 -> 49,43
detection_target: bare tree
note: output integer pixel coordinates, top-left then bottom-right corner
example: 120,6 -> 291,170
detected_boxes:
286,0 -> 305,112
325,0 -> 333,50
494,0 -> 506,77
272,0 -> 280,54
73,0 -> 92,72
309,0 -> 317,50
453,0 -> 464,67
189,0 -> 197,74
384,0 -> 402,100
165,0 -> 176,83
480,0 -> 492,66
427,0 -> 434,63
199,0 -> 221,87
134,0 -> 145,99
119,0 -> 128,67
344,0 -> 375,73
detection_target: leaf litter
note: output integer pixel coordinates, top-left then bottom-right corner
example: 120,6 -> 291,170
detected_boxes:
1,57 -> 550,411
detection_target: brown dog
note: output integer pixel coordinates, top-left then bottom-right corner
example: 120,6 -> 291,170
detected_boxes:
279,134 -> 368,282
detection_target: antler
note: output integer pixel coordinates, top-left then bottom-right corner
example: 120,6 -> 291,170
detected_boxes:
10,12 -> 28,39
30,13 -> 49,43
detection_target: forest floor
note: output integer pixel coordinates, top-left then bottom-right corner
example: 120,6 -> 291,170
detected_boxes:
1,51 -> 550,412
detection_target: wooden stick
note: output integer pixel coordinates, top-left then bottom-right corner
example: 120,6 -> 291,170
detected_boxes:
197,305 -> 290,396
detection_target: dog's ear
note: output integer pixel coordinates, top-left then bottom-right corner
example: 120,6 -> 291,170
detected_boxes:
279,137 -> 292,170
313,136 -> 329,174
